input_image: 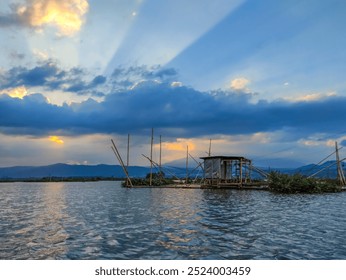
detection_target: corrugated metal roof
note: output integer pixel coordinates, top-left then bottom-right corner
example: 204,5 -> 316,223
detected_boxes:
200,156 -> 251,161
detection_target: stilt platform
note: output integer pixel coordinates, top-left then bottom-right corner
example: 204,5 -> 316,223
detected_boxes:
128,183 -> 269,190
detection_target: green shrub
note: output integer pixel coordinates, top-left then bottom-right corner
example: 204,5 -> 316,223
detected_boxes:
268,171 -> 341,194
122,175 -> 175,187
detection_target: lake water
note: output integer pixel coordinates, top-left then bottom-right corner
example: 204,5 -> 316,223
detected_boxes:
1,181 -> 346,260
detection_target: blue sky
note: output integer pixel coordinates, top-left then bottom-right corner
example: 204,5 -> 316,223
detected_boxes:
1,0 -> 346,168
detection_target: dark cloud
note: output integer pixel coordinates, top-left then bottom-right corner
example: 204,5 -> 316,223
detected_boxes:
91,75 -> 107,86
0,63 -> 178,98
10,51 -> 25,60
67,75 -> 107,96
0,13 -> 21,28
0,62 -> 106,96
1,81 -> 346,141
0,93 -> 73,135
111,65 -> 178,90
16,64 -> 58,87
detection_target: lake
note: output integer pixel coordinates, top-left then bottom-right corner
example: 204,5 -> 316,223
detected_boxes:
1,181 -> 346,259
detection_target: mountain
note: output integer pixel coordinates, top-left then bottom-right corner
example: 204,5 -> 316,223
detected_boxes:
0,163 -> 148,179
252,157 -> 305,169
167,156 -> 306,169
292,160 -> 343,178
0,163 -> 200,179
0,161 -> 343,180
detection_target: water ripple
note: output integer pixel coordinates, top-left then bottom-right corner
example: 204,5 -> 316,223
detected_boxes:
1,182 -> 346,259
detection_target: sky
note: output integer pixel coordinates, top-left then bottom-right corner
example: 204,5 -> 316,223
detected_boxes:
1,0 -> 346,168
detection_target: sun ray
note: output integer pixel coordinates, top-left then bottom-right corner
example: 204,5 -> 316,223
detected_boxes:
105,0 -> 245,75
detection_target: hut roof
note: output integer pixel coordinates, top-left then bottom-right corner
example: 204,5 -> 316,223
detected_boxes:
200,155 -> 251,161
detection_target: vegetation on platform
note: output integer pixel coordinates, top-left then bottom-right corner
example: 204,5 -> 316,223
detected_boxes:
268,171 -> 342,194
122,172 -> 176,187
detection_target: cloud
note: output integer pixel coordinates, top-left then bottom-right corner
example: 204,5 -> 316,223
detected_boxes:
0,63 -> 178,99
1,80 -> 346,142
32,49 -> 49,60
171,81 -> 183,87
65,74 -> 107,95
230,77 -> 250,91
0,61 -> 106,96
0,13 -> 20,27
341,140 -> 346,147
0,86 -> 28,99
1,0 -> 89,36
0,62 -> 63,88
161,139 -> 196,152
110,65 -> 178,90
10,51 -> 26,61
49,135 -> 64,144
284,92 -> 337,102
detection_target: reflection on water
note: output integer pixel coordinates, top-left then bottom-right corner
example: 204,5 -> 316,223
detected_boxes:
153,189 -> 202,258
0,183 -> 68,259
31,183 -> 68,259
1,181 -> 346,259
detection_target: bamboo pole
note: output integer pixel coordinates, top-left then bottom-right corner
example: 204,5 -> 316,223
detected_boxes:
189,153 -> 204,172
159,135 -> 162,174
142,154 -> 180,180
111,147 -> 130,188
111,140 -> 133,187
127,134 -> 130,168
149,128 -> 154,186
111,139 -> 133,187
308,158 -> 346,178
159,135 -> 162,183
239,159 -> 243,187
305,147 -> 343,176
336,142 -> 346,185
186,145 -> 189,184
159,135 -> 162,172
249,164 -> 269,178
208,139 -> 212,156
336,142 -> 341,183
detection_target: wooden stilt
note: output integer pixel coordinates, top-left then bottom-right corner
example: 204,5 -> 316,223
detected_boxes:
336,142 -> 346,185
127,134 -> 130,168
142,154 -> 180,180
149,128 -> 154,186
186,145 -> 189,184
111,139 -> 133,187
239,159 -> 243,187
189,153 -> 204,172
208,139 -> 212,156
159,135 -> 162,174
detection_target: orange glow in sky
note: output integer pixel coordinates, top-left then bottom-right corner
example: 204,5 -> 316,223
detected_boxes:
1,86 -> 28,99
49,135 -> 64,144
17,0 -> 89,36
161,140 -> 196,152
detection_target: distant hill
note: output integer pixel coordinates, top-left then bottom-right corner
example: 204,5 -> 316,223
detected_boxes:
0,163 -> 200,179
0,161 -> 343,180
258,160 -> 344,179
0,163 -> 147,179
292,160 -> 344,178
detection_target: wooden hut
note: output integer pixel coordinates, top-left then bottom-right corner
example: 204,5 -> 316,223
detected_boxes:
200,156 -> 252,187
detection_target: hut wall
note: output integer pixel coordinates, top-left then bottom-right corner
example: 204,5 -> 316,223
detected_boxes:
204,158 -> 221,179
221,160 -> 229,180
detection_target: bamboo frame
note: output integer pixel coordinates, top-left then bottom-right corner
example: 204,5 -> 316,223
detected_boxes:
111,139 -> 133,187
